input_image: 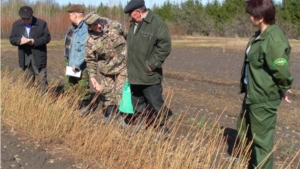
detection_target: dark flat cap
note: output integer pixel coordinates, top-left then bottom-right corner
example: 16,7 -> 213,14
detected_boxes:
19,6 -> 33,18
67,4 -> 85,13
124,0 -> 145,13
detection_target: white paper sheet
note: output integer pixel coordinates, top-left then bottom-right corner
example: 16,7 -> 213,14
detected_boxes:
20,39 -> 30,45
65,66 -> 81,78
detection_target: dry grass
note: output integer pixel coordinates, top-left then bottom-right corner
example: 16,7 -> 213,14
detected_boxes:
1,69 -> 299,168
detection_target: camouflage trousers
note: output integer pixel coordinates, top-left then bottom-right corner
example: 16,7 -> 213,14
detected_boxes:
63,59 -> 90,101
98,72 -> 127,106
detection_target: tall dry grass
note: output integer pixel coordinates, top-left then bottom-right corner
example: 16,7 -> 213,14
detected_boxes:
1,68 -> 299,168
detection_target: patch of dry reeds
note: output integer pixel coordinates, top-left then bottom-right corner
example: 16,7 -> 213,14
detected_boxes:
1,68 -> 299,168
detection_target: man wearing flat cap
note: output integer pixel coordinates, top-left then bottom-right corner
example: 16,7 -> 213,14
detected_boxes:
83,12 -> 128,125
9,6 -> 51,94
63,4 -> 90,116
124,0 -> 172,137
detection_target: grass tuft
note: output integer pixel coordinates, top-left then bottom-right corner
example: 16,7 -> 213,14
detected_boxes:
1,68 -> 299,168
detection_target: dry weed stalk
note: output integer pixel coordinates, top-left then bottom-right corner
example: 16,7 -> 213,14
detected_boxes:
1,69 -> 298,168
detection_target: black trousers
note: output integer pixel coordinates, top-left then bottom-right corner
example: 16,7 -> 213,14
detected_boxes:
23,63 -> 48,94
130,83 -> 172,127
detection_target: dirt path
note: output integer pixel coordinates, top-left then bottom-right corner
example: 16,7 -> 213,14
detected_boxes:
1,124 -> 90,169
2,45 -> 300,168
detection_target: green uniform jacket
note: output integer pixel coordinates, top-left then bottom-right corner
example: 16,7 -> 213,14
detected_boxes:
240,24 -> 294,104
126,10 -> 171,85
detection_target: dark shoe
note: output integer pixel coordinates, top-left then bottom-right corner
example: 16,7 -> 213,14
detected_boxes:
101,105 -> 117,125
152,126 -> 169,142
226,157 -> 239,164
115,113 -> 128,128
101,115 -> 112,124
79,100 -> 90,117
128,117 -> 144,135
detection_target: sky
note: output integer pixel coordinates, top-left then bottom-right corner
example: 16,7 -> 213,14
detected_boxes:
54,0 -> 283,8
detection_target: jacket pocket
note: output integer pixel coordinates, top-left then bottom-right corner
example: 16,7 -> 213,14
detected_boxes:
141,31 -> 153,39
138,31 -> 155,54
145,61 -> 154,75
75,41 -> 84,52
248,53 -> 264,69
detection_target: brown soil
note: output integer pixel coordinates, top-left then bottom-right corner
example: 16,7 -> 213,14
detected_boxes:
1,42 -> 300,168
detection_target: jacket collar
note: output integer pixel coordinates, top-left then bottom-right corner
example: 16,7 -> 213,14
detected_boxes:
253,24 -> 278,40
142,9 -> 153,23
17,16 -> 37,26
75,20 -> 86,29
88,31 -> 102,39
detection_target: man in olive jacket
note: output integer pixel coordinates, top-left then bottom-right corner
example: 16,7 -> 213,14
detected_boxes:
9,6 -> 51,93
124,0 -> 172,135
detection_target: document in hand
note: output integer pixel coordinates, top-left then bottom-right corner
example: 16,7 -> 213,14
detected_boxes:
20,39 -> 30,45
65,66 -> 81,78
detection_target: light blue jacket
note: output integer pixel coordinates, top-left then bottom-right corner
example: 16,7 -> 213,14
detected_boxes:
64,21 -> 88,70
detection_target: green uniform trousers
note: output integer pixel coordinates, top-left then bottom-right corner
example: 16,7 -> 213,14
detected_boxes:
237,98 -> 281,169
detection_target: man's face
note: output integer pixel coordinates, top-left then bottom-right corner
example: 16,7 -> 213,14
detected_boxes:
129,9 -> 142,23
88,19 -> 103,33
68,12 -> 77,25
21,17 -> 31,26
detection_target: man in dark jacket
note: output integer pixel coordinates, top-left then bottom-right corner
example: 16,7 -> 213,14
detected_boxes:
9,6 -> 51,93
124,0 -> 172,136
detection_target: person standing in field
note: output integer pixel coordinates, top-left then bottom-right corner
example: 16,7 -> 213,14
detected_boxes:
64,4 -> 90,116
237,0 -> 294,168
123,0 -> 173,136
9,6 -> 51,94
83,12 -> 128,125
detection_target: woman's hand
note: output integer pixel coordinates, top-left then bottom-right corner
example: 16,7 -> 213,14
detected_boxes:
283,89 -> 292,103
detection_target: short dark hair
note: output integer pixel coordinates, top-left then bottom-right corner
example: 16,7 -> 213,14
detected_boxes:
246,0 -> 276,25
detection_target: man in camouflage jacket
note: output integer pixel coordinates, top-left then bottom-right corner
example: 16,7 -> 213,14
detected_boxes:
83,12 -> 127,124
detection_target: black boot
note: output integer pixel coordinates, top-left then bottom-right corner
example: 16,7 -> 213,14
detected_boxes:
151,112 -> 170,142
79,100 -> 90,117
128,113 -> 144,135
114,112 -> 128,128
101,105 -> 117,124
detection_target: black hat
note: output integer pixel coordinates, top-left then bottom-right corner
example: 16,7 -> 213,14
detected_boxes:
124,0 -> 145,13
66,4 -> 85,13
19,6 -> 33,18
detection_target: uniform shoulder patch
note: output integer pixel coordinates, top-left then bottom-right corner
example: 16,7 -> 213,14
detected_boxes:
273,58 -> 287,67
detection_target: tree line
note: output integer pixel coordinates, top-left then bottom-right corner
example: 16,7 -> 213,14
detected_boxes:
1,0 -> 300,39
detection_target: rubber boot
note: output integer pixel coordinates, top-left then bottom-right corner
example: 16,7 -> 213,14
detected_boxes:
79,100 -> 90,117
128,114 -> 144,135
115,112 -> 128,128
101,105 -> 117,124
